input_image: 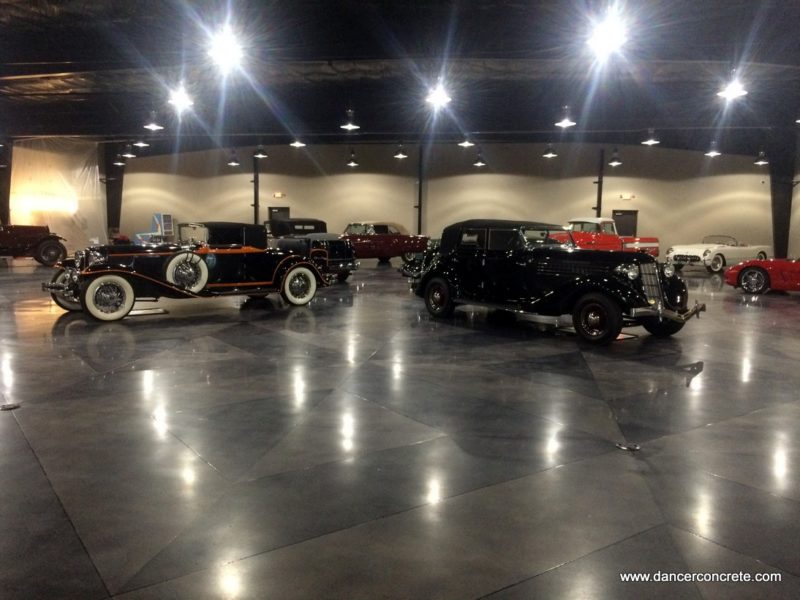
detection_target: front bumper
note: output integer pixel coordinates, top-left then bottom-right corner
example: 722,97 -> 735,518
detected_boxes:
630,301 -> 706,323
327,260 -> 359,274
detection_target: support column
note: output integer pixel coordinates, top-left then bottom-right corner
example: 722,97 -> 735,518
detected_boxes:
767,126 -> 797,259
253,154 -> 260,225
0,144 -> 12,225
593,148 -> 605,218
416,144 -> 425,235
100,144 -> 124,237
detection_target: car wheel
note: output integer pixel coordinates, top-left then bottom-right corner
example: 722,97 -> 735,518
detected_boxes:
424,277 -> 455,318
572,293 -> 623,345
739,267 -> 770,294
707,254 -> 726,273
164,251 -> 209,293
336,271 -> 351,283
756,251 -> 768,260
49,268 -> 82,311
401,252 -> 415,264
34,240 -> 67,266
641,318 -> 685,337
81,275 -> 135,321
281,266 -> 317,306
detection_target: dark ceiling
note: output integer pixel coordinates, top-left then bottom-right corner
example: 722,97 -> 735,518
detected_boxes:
1,0 -> 799,156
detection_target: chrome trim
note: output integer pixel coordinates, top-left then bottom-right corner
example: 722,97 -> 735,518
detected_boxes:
630,301 -> 706,323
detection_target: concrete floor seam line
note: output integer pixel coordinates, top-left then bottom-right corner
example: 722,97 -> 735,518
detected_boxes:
11,412 -> 113,598
472,522 -> 671,600
667,524 -> 799,579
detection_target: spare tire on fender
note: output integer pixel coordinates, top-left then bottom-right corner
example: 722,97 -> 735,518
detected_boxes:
164,251 -> 209,293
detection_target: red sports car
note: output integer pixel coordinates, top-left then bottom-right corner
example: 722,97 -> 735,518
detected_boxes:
725,258 -> 800,294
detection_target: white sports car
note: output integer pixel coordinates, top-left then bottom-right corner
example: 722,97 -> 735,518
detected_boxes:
665,235 -> 771,273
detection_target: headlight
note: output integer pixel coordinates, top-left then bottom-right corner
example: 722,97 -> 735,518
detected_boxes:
662,263 -> 676,278
614,263 -> 639,280
666,247 -> 674,255
702,249 -> 711,258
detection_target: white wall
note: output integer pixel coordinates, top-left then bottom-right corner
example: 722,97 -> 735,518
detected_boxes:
122,142 -> 776,254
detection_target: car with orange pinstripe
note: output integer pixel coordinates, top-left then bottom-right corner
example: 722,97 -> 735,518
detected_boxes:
42,222 -> 327,321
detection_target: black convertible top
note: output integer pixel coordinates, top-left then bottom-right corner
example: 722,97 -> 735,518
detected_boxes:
439,219 -> 565,254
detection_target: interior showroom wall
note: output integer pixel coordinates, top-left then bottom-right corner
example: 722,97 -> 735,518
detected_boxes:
122,142 -> 779,253
9,139 -> 106,252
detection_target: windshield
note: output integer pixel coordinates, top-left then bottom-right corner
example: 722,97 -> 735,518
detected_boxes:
344,224 -> 373,235
178,224 -> 208,244
701,235 -> 736,246
522,226 -> 573,247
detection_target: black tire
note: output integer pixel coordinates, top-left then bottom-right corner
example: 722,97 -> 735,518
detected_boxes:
34,240 -> 67,266
706,254 -> 725,273
281,266 -> 317,306
424,277 -> 455,318
401,252 -> 415,264
336,271 -> 351,283
738,267 -> 770,294
164,251 -> 209,293
49,268 -> 82,311
572,293 -> 623,345
81,274 -> 135,321
756,251 -> 768,260
641,318 -> 685,337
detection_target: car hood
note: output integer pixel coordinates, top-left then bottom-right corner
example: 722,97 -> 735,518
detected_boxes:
667,243 -> 719,254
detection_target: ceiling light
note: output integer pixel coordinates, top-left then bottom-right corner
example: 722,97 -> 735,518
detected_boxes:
168,84 -> 193,115
143,111 -> 164,131
754,151 -> 769,166
641,128 -> 660,146
458,138 -> 475,148
340,109 -> 360,131
587,5 -> 628,62
227,150 -> 240,167
347,150 -> 359,168
473,153 -> 486,167
290,140 -> 306,148
608,148 -> 622,167
208,25 -> 243,76
555,106 -> 576,129
542,144 -> 558,159
132,140 -> 150,148
113,154 -> 126,167
394,144 -> 408,159
253,146 -> 268,159
426,81 -> 451,110
704,141 -> 721,157
717,71 -> 747,101
121,144 -> 136,159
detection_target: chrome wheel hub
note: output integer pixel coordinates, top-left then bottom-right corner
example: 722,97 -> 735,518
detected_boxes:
289,274 -> 310,298
174,262 -> 200,287
94,283 -> 125,314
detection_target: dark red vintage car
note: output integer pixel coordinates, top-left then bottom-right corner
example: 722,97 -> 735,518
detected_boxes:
0,224 -> 66,266
725,258 -> 800,294
341,222 -> 428,264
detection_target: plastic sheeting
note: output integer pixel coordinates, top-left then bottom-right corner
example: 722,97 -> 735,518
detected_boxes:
9,138 -> 106,252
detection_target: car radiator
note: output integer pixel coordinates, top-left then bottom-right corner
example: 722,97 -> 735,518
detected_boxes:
639,263 -> 664,304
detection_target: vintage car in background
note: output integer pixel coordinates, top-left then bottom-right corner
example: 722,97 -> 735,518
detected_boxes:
665,235 -> 771,273
414,219 -> 704,345
342,222 -> 428,264
724,257 -> 800,294
267,218 -> 358,282
43,221 -> 327,321
0,223 -> 67,266
566,217 -> 660,257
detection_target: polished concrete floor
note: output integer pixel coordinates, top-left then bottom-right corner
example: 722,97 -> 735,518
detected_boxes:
1,259 -> 799,599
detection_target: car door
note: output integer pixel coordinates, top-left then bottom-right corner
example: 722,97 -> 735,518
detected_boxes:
451,227 -> 487,300
483,228 -> 522,303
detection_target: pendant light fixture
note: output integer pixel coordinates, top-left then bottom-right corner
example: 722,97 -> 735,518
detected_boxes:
393,144 -> 408,159
290,140 -> 306,148
754,151 -> 768,166
641,128 -> 660,146
542,144 -> 558,159
143,111 -> 164,131
608,148 -> 622,167
121,144 -> 136,159
347,149 -> 359,167
555,105 -> 576,129
227,150 -> 240,167
253,145 -> 268,159
458,138 -> 475,148
340,109 -> 360,131
473,152 -> 486,167
704,141 -> 721,157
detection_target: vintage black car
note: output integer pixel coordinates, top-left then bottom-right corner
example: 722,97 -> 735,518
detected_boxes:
43,221 -> 327,321
0,223 -> 67,266
414,219 -> 705,344
267,218 -> 358,282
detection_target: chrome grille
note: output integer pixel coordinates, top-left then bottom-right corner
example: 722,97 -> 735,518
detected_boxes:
640,263 -> 663,303
673,254 -> 700,263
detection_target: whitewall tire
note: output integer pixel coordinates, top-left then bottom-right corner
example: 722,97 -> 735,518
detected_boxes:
281,266 -> 317,306
164,252 -> 209,293
82,275 -> 136,321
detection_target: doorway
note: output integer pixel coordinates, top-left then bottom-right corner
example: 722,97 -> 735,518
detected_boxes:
612,209 -> 638,236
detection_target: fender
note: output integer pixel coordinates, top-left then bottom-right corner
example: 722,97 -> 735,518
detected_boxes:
554,275 -> 650,315
275,257 -> 328,287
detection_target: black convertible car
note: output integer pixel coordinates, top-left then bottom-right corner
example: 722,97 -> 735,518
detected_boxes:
414,219 -> 705,344
43,222 -> 327,321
